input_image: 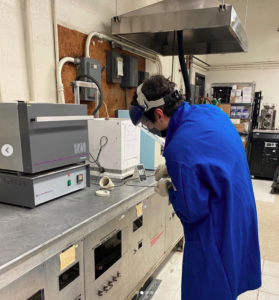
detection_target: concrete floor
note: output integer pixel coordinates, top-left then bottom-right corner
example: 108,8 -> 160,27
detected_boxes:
151,178 -> 279,300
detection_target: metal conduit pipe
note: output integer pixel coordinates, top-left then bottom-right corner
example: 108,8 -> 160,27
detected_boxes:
85,32 -> 162,74
23,0 -> 37,103
52,0 -> 60,103
57,57 -> 81,104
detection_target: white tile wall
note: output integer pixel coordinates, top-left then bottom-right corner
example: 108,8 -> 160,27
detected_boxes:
0,0 -> 29,102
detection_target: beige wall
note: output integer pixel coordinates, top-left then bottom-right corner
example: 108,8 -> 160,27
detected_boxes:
205,0 -> 279,125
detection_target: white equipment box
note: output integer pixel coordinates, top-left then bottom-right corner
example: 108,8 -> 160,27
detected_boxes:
88,119 -> 140,179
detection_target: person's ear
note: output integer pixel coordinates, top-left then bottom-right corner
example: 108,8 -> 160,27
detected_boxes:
154,109 -> 164,122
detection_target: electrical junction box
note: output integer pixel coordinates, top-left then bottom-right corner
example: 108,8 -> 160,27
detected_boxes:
138,71 -> 149,85
106,51 -> 123,84
76,57 -> 101,101
121,56 -> 138,88
88,118 -> 140,179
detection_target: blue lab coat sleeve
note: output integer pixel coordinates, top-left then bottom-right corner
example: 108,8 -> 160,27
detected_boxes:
167,160 -> 210,223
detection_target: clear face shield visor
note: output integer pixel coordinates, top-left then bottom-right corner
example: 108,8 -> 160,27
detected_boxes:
129,84 -> 179,147
137,116 -> 165,146
129,103 -> 165,146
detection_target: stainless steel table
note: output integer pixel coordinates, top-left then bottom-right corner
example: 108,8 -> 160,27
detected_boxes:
0,173 -> 156,290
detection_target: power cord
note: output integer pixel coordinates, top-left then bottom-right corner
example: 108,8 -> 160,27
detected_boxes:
103,99 -> 109,119
89,136 -> 108,173
91,174 -> 157,189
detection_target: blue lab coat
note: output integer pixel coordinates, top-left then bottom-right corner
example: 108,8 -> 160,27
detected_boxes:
164,103 -> 261,300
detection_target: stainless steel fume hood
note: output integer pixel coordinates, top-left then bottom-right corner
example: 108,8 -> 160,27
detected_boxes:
111,0 -> 248,56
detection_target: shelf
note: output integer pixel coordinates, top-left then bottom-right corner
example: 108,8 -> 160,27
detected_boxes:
230,118 -> 251,121
239,132 -> 249,136
231,103 -> 253,106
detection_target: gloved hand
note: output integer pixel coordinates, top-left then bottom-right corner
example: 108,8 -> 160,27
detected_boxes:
154,179 -> 173,197
155,164 -> 170,181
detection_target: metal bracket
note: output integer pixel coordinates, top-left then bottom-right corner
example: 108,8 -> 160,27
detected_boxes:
219,4 -> 226,12
137,279 -> 162,300
113,16 -> 121,23
111,41 -> 123,50
70,81 -> 100,117
71,81 -> 98,89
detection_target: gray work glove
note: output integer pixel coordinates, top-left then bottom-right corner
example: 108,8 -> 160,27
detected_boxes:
155,164 -> 170,181
154,179 -> 173,197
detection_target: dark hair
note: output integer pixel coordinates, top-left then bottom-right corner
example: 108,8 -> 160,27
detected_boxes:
131,75 -> 185,123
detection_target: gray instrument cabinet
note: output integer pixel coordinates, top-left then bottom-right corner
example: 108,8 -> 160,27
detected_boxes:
0,264 -> 49,300
84,211 -> 130,299
46,239 -> 85,300
0,193 -> 183,300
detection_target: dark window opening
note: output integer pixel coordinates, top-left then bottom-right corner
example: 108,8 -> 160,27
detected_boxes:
59,262 -> 80,291
94,231 -> 122,280
133,216 -> 143,232
26,290 -> 44,300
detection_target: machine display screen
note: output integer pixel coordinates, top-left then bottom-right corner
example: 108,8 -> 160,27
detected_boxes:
94,231 -> 122,280
27,289 -> 44,300
265,142 -> 277,147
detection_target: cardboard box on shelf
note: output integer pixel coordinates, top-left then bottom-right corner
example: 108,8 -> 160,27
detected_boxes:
243,95 -> 252,103
243,87 -> 252,95
230,118 -> 241,124
234,123 -> 245,132
219,104 -> 231,117
235,96 -> 242,103
230,96 -> 236,103
235,90 -> 242,97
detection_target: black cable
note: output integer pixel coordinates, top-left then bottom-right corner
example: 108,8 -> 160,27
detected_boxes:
97,136 -> 108,161
75,74 -> 103,115
89,136 -> 108,173
177,30 -> 191,104
171,30 -> 175,81
91,174 -> 156,189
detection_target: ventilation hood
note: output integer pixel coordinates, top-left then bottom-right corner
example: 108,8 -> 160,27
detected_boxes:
111,0 -> 248,56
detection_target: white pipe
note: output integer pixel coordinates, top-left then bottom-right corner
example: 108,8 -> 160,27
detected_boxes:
193,60 -> 279,72
23,0 -> 37,102
52,0 -> 59,103
244,0 -> 249,29
85,32 -> 162,74
0,83 -> 2,103
57,57 -> 79,104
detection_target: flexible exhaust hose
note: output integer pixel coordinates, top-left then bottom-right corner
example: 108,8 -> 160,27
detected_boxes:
75,74 -> 103,115
177,30 -> 191,104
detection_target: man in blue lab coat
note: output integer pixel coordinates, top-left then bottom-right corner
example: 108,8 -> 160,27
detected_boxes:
129,75 -> 261,300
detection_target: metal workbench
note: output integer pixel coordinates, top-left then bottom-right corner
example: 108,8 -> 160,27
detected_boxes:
0,173 -> 155,285
0,172 -> 183,300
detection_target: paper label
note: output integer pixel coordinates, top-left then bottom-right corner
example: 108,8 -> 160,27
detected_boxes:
243,87 -> 252,95
124,121 -> 140,161
60,245 -> 76,271
136,202 -> 143,217
117,59 -> 123,76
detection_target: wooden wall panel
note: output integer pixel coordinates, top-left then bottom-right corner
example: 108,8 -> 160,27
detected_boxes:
58,25 -> 146,117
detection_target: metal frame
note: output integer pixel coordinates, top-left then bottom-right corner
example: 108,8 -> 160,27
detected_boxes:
71,80 -> 100,117
211,82 -> 256,156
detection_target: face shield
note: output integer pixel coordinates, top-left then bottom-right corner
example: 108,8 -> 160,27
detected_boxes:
129,84 -> 179,147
